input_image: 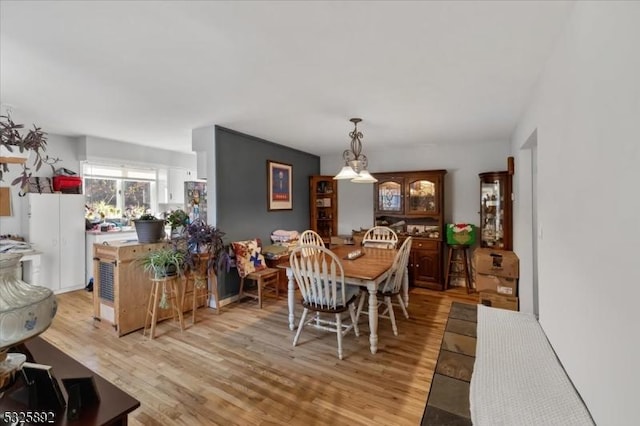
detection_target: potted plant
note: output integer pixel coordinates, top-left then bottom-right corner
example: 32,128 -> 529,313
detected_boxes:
140,246 -> 185,279
166,209 -> 189,239
0,113 -> 59,191
176,218 -> 229,286
133,213 -> 166,243
140,247 -> 185,309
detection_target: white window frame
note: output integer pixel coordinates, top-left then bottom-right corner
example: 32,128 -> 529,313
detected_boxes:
82,162 -> 159,219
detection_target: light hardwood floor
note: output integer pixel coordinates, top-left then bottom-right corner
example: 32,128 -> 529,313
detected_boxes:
42,287 -> 477,426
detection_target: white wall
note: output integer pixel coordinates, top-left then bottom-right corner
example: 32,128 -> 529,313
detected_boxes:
0,134 -> 81,235
192,125 -> 216,225
321,141 -> 510,234
511,2 -> 640,424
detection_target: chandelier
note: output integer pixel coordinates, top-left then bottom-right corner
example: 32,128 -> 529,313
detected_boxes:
333,118 -> 377,183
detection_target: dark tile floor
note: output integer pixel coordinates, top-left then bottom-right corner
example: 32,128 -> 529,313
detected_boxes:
421,302 -> 477,426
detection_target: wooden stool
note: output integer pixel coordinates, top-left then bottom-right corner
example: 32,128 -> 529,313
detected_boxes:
143,276 -> 185,339
445,245 -> 473,293
238,268 -> 280,309
182,271 -> 222,325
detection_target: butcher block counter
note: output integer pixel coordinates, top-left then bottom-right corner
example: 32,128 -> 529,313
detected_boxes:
93,240 -> 204,336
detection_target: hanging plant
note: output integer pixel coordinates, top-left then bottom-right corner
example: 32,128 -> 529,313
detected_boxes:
0,114 -> 60,192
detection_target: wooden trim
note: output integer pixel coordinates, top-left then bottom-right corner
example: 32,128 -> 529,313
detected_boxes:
0,156 -> 27,164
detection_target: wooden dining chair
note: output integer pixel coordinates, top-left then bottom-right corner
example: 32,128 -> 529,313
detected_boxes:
289,245 -> 360,360
356,237 -> 412,336
232,239 -> 280,309
299,229 -> 325,256
362,226 -> 398,249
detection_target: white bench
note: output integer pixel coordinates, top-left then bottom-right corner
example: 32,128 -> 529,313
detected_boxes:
470,305 -> 594,426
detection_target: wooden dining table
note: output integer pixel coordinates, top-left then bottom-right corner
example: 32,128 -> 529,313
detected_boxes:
278,245 -> 408,354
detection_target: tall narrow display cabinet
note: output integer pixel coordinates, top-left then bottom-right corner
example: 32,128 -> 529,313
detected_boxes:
309,176 -> 338,243
479,171 -> 513,250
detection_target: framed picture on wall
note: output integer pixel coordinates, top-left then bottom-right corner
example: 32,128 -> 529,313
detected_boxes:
267,160 -> 293,211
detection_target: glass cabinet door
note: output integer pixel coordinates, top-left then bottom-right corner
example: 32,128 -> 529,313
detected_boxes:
377,180 -> 403,213
407,178 -> 438,215
479,171 -> 512,250
480,179 -> 503,248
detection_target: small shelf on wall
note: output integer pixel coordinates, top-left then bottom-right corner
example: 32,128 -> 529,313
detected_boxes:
309,176 -> 338,241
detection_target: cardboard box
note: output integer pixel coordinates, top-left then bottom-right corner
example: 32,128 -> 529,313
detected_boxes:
474,248 -> 519,278
478,290 -> 519,311
475,273 -> 518,296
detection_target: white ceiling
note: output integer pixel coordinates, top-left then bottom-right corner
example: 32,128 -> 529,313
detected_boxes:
0,1 -> 574,155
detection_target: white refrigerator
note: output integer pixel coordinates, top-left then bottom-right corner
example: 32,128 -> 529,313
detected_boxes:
22,193 -> 86,294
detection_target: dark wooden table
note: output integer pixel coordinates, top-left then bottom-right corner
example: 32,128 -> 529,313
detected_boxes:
1,337 -> 140,425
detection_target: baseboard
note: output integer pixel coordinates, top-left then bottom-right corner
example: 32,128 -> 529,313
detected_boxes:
55,285 -> 85,295
208,295 -> 239,309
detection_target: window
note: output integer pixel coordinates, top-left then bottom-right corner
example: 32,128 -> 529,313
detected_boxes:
83,163 -> 157,222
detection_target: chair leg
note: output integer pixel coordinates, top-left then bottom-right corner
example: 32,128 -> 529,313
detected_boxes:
349,304 -> 360,337
293,308 -> 308,347
258,277 -> 263,309
335,313 -> 343,360
386,296 -> 398,336
397,294 -> 409,319
356,289 -> 367,323
240,276 -> 246,301
445,246 -> 454,290
462,248 -> 472,294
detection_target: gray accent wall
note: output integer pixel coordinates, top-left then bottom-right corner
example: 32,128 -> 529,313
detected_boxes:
214,126 -> 320,298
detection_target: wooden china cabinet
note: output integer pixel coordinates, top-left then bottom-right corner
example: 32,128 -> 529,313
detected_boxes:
479,171 -> 513,250
373,170 -> 447,290
309,175 -> 338,243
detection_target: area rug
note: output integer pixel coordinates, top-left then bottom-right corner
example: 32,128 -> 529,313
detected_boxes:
421,302 -> 477,426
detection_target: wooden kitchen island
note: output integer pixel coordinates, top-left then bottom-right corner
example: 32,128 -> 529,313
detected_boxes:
92,240 -> 204,336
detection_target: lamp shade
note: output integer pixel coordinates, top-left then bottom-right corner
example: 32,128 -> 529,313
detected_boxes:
334,165 -> 359,180
351,170 -> 378,183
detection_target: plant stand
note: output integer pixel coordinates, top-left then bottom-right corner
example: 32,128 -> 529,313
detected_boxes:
183,271 -> 222,325
143,276 -> 184,339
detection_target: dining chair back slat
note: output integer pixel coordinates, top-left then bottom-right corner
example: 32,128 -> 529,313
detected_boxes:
289,244 -> 359,359
381,236 -> 413,294
299,230 -> 326,257
362,226 -> 398,249
291,245 -> 345,310
357,237 -> 412,336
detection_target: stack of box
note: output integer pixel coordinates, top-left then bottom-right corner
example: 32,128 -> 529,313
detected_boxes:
473,248 -> 519,311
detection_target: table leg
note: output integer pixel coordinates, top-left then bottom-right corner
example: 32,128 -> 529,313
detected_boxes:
367,284 -> 378,354
287,268 -> 296,331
